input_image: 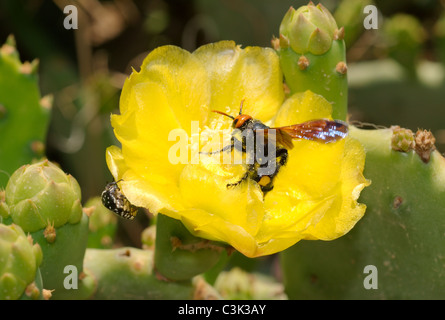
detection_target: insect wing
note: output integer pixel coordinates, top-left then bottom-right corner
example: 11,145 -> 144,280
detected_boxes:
275,119 -> 348,144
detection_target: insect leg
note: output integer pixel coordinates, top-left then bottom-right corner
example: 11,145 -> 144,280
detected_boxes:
226,163 -> 253,189
276,148 -> 288,167
199,136 -> 236,155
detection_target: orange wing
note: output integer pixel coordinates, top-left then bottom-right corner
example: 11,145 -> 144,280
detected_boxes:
261,119 -> 348,149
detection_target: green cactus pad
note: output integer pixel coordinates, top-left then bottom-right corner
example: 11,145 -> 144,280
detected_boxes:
155,213 -> 228,281
281,126 -> 445,299
30,212 -> 90,299
84,196 -> 117,249
0,35 -> 51,189
83,247 -> 196,299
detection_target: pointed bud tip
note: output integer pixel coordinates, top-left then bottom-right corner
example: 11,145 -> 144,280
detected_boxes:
83,206 -> 95,217
271,36 -> 280,50
334,27 -> 345,40
6,34 -> 16,47
279,34 -> 290,48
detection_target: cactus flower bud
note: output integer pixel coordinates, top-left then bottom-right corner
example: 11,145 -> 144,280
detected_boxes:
276,2 -> 348,120
4,159 -> 83,233
0,224 -> 43,300
279,3 -> 338,55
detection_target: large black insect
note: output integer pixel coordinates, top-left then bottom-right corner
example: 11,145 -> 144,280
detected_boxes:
202,101 -> 348,195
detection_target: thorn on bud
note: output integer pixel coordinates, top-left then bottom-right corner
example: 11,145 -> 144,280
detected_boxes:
334,27 -> 345,40
335,61 -> 347,75
83,206 -> 95,217
26,234 -> 34,246
43,221 -> 56,244
298,55 -> 310,70
25,282 -> 40,300
271,36 -> 280,50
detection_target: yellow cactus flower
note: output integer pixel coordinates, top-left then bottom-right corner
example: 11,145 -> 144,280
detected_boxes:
106,40 -> 369,258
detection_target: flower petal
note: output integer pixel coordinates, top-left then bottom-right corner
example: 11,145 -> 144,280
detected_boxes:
178,157 -> 265,252
194,41 -> 284,126
260,91 -> 369,247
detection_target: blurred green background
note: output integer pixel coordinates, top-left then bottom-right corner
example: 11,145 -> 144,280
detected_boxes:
1,0 -> 445,248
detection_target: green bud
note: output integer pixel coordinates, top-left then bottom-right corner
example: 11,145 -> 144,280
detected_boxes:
391,126 -> 415,153
5,159 -> 83,233
280,2 -> 338,55
0,224 -> 43,300
276,2 -> 348,120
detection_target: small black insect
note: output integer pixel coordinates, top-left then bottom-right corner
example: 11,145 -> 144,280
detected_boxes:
101,181 -> 138,220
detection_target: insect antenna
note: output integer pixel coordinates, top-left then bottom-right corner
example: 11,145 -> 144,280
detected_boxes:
212,110 -> 235,119
239,99 -> 245,115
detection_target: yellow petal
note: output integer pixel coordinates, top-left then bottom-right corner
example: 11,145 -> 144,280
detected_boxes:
260,91 -> 369,248
194,41 -> 284,127
272,90 -> 333,126
179,157 -> 264,235
106,146 -> 184,213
